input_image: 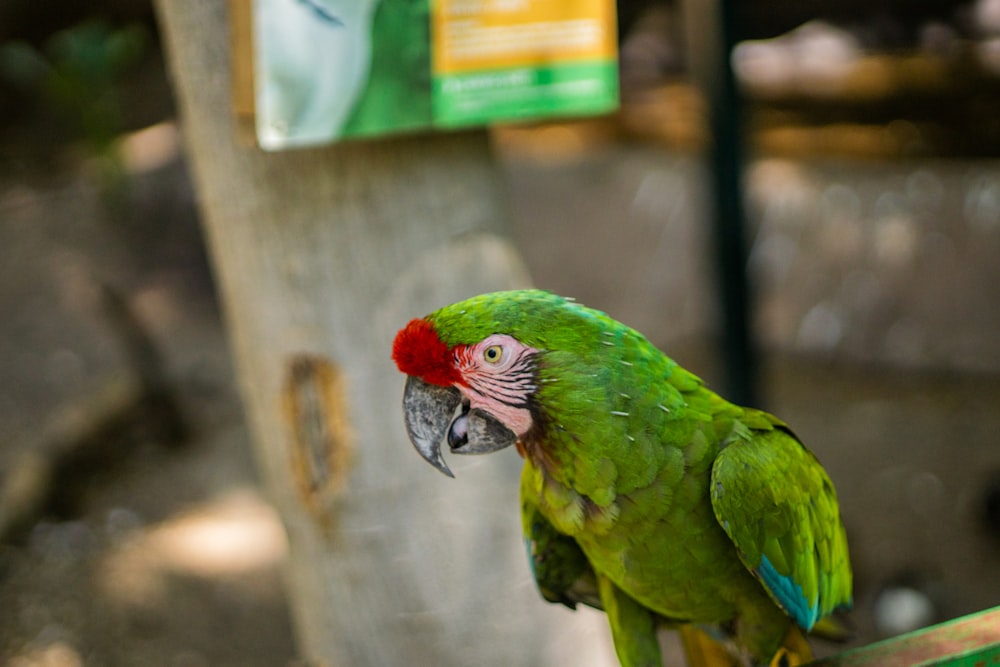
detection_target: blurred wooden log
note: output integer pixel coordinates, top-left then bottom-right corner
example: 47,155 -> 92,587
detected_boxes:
152,2 -> 613,665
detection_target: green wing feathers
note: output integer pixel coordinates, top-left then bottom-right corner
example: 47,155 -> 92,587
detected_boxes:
709,419 -> 852,631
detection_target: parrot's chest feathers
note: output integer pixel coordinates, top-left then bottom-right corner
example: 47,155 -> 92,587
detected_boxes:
530,468 -> 621,537
521,419 -> 760,622
519,402 -> 664,538
525,456 -> 748,619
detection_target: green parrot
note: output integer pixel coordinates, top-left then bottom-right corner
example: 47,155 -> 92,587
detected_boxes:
391,290 -> 852,667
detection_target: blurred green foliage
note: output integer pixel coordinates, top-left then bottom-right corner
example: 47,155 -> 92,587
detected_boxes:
0,19 -> 147,198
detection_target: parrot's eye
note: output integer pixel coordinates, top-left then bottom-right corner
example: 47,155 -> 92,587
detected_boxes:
483,345 -> 503,364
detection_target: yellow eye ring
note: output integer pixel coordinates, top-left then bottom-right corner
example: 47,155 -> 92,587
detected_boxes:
483,345 -> 503,364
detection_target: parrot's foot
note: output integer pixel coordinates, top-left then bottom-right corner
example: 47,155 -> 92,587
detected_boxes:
768,648 -> 793,667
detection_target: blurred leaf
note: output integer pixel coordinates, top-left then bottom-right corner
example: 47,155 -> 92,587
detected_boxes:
0,40 -> 52,87
1,19 -> 149,207
45,20 -> 148,90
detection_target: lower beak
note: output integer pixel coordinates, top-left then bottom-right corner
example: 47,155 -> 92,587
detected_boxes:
402,376 -> 517,478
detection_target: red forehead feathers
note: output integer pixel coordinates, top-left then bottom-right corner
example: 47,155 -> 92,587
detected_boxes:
392,318 -> 462,386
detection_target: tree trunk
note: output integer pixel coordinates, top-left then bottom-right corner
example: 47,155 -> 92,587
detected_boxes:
153,2 -> 612,665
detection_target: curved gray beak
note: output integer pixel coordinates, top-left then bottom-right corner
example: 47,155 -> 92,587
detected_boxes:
402,376 -> 517,478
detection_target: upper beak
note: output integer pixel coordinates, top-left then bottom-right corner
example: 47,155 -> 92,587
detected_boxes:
402,375 -> 517,477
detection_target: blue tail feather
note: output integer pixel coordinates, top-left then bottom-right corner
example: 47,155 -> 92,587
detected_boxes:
757,556 -> 820,630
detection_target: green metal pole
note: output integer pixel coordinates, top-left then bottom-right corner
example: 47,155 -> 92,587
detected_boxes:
684,0 -> 758,406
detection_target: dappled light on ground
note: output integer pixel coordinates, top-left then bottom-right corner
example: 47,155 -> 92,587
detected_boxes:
99,489 -> 288,607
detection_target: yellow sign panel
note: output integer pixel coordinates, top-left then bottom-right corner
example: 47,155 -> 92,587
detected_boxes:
432,0 -> 616,74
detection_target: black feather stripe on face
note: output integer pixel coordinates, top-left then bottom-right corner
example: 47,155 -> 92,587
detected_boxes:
465,349 -> 538,409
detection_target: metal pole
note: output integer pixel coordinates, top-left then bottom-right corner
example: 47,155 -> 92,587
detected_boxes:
684,0 -> 759,406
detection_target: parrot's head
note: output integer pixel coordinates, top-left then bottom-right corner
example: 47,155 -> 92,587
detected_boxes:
392,290 -> 588,477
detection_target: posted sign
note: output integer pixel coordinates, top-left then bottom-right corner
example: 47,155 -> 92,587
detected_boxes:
245,0 -> 618,149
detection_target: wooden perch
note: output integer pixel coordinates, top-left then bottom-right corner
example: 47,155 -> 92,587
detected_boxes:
808,606 -> 1000,667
